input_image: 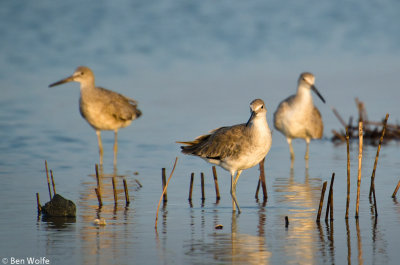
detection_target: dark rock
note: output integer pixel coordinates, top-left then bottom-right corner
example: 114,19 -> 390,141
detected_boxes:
42,194 -> 76,217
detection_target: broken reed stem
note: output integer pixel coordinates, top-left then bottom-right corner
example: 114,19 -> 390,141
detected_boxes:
346,127 -> 351,219
330,174 -> 335,221
332,129 -> 346,142
369,113 -> 389,198
332,107 -> 347,128
135,179 -> 143,188
188,173 -> 194,201
112,176 -> 118,205
50,170 -> 56,195
259,157 -> 268,200
316,181 -> 328,222
355,122 -> 363,219
155,157 -> 178,230
36,193 -> 42,214
95,188 -> 103,207
162,168 -> 167,202
355,98 -> 367,123
212,166 -> 221,201
123,178 -> 130,205
392,180 -> 400,198
325,173 -> 335,221
45,160 -> 52,200
201,172 -> 205,201
372,184 -> 378,217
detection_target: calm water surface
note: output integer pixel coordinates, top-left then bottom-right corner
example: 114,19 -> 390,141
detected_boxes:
1,1 -> 400,264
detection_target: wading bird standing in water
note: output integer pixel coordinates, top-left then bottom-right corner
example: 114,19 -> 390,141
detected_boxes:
274,72 -> 325,165
49,66 -> 142,167
178,99 -> 272,213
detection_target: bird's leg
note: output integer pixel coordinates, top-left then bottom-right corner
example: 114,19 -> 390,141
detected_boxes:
258,157 -> 267,200
305,138 -> 310,160
287,138 -> 295,160
96,130 -> 103,166
231,171 -> 242,213
113,130 -> 118,168
231,173 -> 236,211
233,170 -> 242,187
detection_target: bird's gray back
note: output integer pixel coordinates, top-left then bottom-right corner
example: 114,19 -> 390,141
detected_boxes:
181,124 -> 252,161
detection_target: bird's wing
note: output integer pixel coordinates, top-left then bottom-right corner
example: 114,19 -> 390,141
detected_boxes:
308,107 -> 323,138
179,124 -> 249,160
98,87 -> 141,121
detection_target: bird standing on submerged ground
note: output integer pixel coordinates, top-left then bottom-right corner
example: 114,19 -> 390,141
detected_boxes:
178,99 -> 272,213
274,72 -> 325,164
49,66 -> 142,167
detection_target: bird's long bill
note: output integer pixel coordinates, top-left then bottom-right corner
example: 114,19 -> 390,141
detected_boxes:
49,76 -> 74,88
311,85 -> 326,103
246,111 -> 256,127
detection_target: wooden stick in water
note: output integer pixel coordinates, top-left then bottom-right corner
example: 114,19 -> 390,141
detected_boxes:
355,98 -> 367,123
346,127 -> 351,219
112,176 -> 118,205
369,113 -> 389,198
330,174 -> 335,221
188,173 -> 194,202
201,172 -> 205,201
155,157 -> 178,230
392,180 -> 400,198
134,179 -> 143,188
316,181 -> 328,222
45,160 -> 52,200
348,116 -> 354,138
355,122 -> 363,219
285,216 -> 289,228
162,168 -> 167,202
332,129 -> 346,142
212,166 -> 221,201
123,178 -> 130,205
95,188 -> 103,207
372,184 -> 378,217
36,193 -> 42,214
50,170 -> 56,195
325,173 -> 335,221
332,107 -> 347,128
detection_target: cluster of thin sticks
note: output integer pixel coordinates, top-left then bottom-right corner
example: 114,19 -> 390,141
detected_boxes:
332,98 -> 400,144
317,114 -> 400,222
36,160 -> 57,214
93,164 -> 134,208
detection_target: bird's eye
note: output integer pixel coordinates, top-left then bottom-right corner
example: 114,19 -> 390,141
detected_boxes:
80,72 -> 84,75
261,105 -> 264,109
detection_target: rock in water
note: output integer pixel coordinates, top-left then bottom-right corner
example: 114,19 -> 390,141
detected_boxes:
42,194 -> 76,217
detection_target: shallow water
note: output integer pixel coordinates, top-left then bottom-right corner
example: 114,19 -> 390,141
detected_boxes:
1,1 -> 400,264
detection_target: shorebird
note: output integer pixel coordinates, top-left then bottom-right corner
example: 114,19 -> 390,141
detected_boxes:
49,66 -> 142,167
178,99 -> 272,213
274,72 -> 325,162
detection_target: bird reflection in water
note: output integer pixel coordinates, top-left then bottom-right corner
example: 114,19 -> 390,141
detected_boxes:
182,211 -> 271,264
275,165 -> 323,264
